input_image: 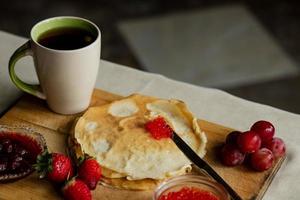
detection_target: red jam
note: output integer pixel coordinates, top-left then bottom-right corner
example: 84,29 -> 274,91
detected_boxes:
158,187 -> 220,200
145,117 -> 173,140
0,132 -> 43,175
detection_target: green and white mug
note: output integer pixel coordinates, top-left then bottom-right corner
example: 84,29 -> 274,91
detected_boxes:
8,16 -> 101,114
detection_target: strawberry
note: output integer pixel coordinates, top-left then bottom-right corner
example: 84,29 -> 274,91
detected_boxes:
35,150 -> 73,183
145,117 -> 173,140
63,178 -> 92,200
78,158 -> 102,190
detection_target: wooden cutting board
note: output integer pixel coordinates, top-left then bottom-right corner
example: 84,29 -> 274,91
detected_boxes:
0,89 -> 285,200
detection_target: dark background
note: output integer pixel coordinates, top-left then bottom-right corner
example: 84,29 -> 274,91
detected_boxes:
1,0 -> 300,113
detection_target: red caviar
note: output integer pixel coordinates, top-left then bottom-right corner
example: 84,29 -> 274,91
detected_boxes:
145,117 -> 173,140
158,187 -> 219,200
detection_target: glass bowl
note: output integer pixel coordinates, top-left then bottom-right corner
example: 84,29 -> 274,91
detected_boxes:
0,125 -> 47,182
153,175 -> 230,200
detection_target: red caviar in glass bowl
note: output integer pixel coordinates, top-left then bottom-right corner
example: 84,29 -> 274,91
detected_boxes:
153,175 -> 230,200
0,125 -> 47,182
158,187 -> 219,200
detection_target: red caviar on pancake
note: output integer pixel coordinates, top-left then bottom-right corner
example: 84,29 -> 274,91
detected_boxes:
145,117 -> 173,140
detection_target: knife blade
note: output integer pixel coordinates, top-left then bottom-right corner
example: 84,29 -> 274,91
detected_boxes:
172,131 -> 242,200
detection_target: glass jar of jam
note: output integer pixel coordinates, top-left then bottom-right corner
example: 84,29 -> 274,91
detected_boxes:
153,175 -> 230,200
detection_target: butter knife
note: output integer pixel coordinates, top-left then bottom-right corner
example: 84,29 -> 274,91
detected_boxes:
172,131 -> 242,200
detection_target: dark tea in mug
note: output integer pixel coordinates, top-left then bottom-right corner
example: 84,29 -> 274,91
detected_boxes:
37,27 -> 96,50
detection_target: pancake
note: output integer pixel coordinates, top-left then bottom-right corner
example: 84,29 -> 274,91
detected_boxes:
69,94 -> 207,190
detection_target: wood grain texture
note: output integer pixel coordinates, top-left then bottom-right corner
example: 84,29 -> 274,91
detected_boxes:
0,89 -> 284,200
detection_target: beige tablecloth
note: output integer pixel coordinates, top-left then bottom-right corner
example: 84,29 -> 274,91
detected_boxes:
0,30 -> 299,200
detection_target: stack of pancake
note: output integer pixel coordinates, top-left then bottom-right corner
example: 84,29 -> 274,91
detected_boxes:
68,94 -> 207,190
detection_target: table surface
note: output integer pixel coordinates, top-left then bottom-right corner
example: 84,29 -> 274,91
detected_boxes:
0,30 -> 299,200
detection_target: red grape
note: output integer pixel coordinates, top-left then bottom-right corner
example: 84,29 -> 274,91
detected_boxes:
251,120 -> 275,143
221,144 -> 245,166
0,156 -> 8,172
10,155 -> 23,170
264,137 -> 286,158
237,131 -> 262,153
1,139 -> 13,153
225,131 -> 242,145
251,148 -> 274,171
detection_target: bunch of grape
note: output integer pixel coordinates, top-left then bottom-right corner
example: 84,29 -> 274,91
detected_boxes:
220,121 -> 286,171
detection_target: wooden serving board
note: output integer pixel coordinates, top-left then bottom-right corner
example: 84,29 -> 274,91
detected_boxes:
0,89 -> 285,200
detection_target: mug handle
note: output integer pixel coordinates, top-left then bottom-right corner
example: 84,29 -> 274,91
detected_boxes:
8,41 -> 46,99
